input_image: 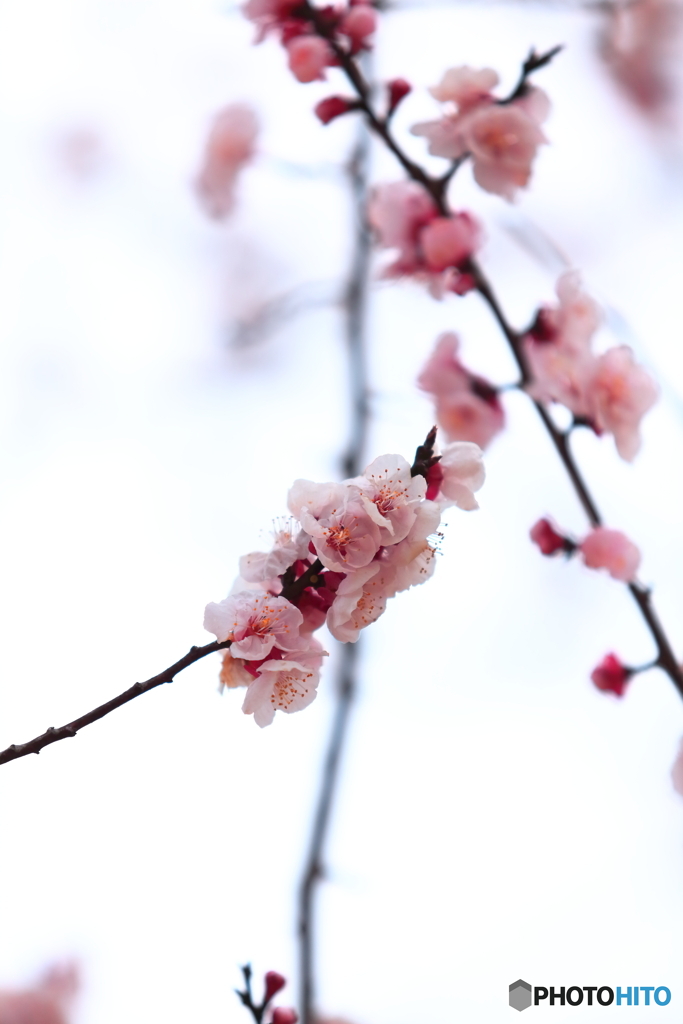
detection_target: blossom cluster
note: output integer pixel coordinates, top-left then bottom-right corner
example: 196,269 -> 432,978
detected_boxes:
243,0 -> 376,83
204,438 -> 484,726
411,66 -> 550,200
524,272 -> 658,461
368,183 -> 481,297
0,965 -> 78,1024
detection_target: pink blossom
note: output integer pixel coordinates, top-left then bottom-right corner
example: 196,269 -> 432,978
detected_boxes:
579,527 -> 641,582
599,0 -> 681,120
305,498 -> 382,572
530,517 -> 570,556
428,65 -> 499,110
419,214 -> 481,272
286,36 -> 333,83
195,104 -> 259,219
591,653 -> 630,697
219,650 -> 254,690
524,271 -> 602,417
418,332 -> 505,449
240,522 -> 309,585
430,441 -> 485,510
242,0 -> 302,40
585,345 -> 658,461
355,453 -> 426,543
671,735 -> 683,797
412,71 -> 549,200
368,181 -> 438,276
326,562 -> 392,643
0,965 -> 78,1024
241,637 -> 325,726
271,1009 -> 299,1024
339,4 -> 377,51
382,499 -> 441,594
204,592 -> 303,657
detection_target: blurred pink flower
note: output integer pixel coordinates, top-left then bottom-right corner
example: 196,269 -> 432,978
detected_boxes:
591,653 -> 630,696
272,1007 -> 299,1023
368,181 -> 438,275
419,214 -> 482,272
195,104 -> 258,219
671,736 -> 683,795
586,346 -> 658,461
286,36 -> 334,82
418,332 -> 505,448
0,965 -> 78,1024
599,0 -> 682,119
580,527 -> 641,581
412,65 -> 550,200
339,4 -> 377,51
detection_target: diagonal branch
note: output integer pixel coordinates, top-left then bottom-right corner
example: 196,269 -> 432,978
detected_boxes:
0,639 -> 234,767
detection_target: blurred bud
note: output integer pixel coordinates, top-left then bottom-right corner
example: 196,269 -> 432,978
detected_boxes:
264,972 -> 287,1003
591,653 -> 631,696
272,1008 -> 299,1024
314,96 -> 356,124
529,517 -> 572,556
387,77 -> 412,114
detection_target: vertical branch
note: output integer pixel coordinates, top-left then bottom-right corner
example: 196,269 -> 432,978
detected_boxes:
297,98 -> 373,1024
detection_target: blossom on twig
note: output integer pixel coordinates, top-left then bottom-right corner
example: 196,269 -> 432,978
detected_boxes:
195,104 -> 259,219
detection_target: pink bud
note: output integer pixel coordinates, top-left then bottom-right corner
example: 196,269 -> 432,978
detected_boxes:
579,527 -> 641,582
387,77 -> 412,113
272,1009 -> 299,1024
286,36 -> 333,83
339,4 -> 377,49
530,517 -> 569,556
315,96 -> 354,124
419,214 -> 480,272
425,461 -> 444,502
591,653 -> 630,696
264,972 -> 287,1002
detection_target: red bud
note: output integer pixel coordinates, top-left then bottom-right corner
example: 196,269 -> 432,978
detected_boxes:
264,972 -> 287,1002
314,96 -> 355,124
387,77 -> 412,113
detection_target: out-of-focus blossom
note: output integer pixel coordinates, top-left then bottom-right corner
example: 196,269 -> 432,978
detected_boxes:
272,1008 -> 299,1024
530,517 -> 571,556
671,735 -> 683,796
418,332 -> 505,448
195,104 -> 259,219
411,63 -> 550,200
599,0 -> 682,120
387,77 -> 412,114
339,4 -> 377,51
368,182 -> 480,294
524,272 -> 657,460
591,652 -> 631,696
586,346 -> 659,462
579,527 -> 641,582
0,965 -> 78,1024
286,36 -> 334,82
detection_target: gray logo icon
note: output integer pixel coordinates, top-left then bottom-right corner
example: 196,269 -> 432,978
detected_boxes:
509,980 -> 532,1012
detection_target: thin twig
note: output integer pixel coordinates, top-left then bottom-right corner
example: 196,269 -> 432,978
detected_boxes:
0,639 -> 233,767
297,113 -> 374,1024
309,28 -> 683,699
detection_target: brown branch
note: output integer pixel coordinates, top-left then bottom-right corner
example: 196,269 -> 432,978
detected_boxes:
0,639 -> 233,767
309,26 -> 683,700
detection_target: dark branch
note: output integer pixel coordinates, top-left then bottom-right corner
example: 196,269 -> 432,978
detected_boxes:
0,638 -> 233,767
501,45 -> 564,104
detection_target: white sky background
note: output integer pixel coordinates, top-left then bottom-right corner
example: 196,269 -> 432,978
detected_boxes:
2,1 -> 683,1021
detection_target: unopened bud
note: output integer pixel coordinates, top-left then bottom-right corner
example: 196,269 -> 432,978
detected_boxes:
387,77 -> 412,113
530,517 -> 572,556
264,971 -> 287,1003
272,1008 -> 299,1024
591,653 -> 631,697
314,96 -> 355,124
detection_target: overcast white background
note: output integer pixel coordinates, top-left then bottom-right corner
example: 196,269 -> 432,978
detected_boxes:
2,0 -> 683,1021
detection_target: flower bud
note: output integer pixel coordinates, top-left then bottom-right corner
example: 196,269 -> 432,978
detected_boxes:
315,96 -> 355,124
529,517 -> 571,556
387,77 -> 412,113
272,1008 -> 299,1024
591,653 -> 630,696
264,972 -> 287,1003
